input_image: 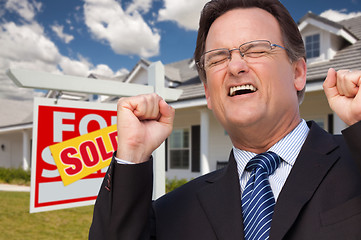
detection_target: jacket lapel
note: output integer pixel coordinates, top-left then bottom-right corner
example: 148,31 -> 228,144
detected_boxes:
270,121 -> 340,240
197,151 -> 244,240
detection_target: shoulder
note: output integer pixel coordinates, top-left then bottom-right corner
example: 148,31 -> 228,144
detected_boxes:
341,121 -> 361,167
308,120 -> 361,173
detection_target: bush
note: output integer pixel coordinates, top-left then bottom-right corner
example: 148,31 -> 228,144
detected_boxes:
0,167 -> 31,186
166,178 -> 188,193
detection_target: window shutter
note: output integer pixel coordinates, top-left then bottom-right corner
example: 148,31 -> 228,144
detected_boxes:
165,138 -> 168,171
191,125 -> 200,172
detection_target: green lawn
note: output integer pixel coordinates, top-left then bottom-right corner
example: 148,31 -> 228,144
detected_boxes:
0,191 -> 94,240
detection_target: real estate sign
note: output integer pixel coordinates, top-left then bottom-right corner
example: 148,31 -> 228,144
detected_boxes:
30,98 -> 117,213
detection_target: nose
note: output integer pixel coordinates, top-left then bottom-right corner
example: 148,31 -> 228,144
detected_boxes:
227,49 -> 249,75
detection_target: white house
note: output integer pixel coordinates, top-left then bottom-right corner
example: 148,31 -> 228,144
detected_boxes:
1,13 -> 361,181
299,12 -> 361,133
0,99 -> 33,170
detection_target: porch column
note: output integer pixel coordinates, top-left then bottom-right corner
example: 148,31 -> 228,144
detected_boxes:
333,113 -> 347,134
22,130 -> 30,171
200,109 -> 210,175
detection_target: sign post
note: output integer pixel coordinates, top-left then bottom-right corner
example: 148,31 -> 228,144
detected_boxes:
7,61 -> 182,212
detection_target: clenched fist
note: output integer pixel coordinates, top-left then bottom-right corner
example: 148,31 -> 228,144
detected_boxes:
323,68 -> 361,126
116,93 -> 175,163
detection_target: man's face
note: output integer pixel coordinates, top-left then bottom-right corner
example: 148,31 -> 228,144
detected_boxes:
203,8 -> 306,140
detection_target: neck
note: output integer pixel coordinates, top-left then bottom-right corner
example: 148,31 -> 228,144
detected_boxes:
229,116 -> 302,154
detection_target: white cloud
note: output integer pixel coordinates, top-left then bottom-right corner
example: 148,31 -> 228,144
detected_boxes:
320,9 -> 361,22
92,64 -> 118,76
0,20 -> 125,78
59,56 -> 92,77
158,0 -> 209,31
5,0 -> 42,22
0,22 -> 61,65
0,0 -> 127,101
51,24 -> 74,44
91,64 -> 129,77
0,20 -> 60,100
0,20 -> 126,100
125,0 -> 152,14
115,68 -> 129,77
83,0 -> 160,58
0,8 -> 5,18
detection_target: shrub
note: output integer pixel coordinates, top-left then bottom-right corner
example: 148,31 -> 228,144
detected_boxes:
166,178 -> 188,193
0,167 -> 31,185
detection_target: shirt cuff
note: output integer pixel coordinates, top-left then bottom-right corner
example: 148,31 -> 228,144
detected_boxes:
114,156 -> 136,165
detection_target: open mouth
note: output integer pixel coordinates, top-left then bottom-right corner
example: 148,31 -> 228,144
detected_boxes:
229,84 -> 257,96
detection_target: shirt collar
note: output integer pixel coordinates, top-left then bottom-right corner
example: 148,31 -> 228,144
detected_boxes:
233,119 -> 310,175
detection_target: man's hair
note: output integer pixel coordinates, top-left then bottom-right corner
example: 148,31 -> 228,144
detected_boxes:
194,0 -> 306,103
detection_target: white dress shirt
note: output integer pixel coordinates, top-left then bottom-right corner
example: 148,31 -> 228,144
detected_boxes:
233,119 -> 309,201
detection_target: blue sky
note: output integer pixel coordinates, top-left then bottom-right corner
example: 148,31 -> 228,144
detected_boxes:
1,0 -> 361,100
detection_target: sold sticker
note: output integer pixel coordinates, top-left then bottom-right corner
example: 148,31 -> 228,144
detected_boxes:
49,124 -> 117,186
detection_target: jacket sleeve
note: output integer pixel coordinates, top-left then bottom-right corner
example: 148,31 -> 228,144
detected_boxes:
89,155 -> 154,240
342,121 -> 361,173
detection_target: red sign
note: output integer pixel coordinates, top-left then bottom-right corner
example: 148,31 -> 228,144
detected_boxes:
50,124 -> 117,186
30,98 -> 117,213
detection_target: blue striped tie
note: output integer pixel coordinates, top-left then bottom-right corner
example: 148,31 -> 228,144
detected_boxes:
241,151 -> 281,240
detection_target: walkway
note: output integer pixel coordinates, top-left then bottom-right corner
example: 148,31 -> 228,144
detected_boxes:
0,183 -> 30,192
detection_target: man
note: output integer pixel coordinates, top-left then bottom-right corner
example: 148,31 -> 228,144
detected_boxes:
89,0 -> 361,239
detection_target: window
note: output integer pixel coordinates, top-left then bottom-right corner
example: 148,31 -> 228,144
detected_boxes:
169,128 -> 190,169
305,34 -> 320,59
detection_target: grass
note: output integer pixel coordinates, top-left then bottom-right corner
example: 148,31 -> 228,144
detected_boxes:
0,168 -> 188,240
0,191 -> 94,240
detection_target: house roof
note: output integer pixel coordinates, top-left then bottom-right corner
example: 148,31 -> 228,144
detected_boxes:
305,14 -> 361,81
124,58 -> 198,84
164,59 -> 205,101
103,57 -> 203,101
298,12 -> 358,44
299,12 -> 347,33
341,15 -> 361,39
166,58 -> 199,83
0,98 -> 33,132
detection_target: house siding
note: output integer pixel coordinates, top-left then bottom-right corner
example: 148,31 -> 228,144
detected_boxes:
0,130 -> 31,169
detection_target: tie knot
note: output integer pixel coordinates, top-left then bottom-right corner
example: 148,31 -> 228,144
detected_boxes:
246,151 -> 281,175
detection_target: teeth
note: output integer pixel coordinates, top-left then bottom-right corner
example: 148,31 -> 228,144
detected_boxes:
230,84 -> 257,96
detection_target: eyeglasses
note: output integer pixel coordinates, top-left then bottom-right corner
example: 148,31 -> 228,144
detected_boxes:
197,40 -> 288,72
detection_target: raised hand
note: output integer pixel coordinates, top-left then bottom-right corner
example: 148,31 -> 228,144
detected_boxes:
323,68 -> 361,126
116,93 -> 175,163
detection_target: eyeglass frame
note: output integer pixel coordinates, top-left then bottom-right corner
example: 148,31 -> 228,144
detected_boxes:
196,39 -> 289,71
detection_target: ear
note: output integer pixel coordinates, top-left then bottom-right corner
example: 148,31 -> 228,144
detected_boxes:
203,82 -> 213,110
292,58 -> 307,91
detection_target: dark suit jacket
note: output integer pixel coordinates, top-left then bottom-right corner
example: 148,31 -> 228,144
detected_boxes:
89,121 -> 361,240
